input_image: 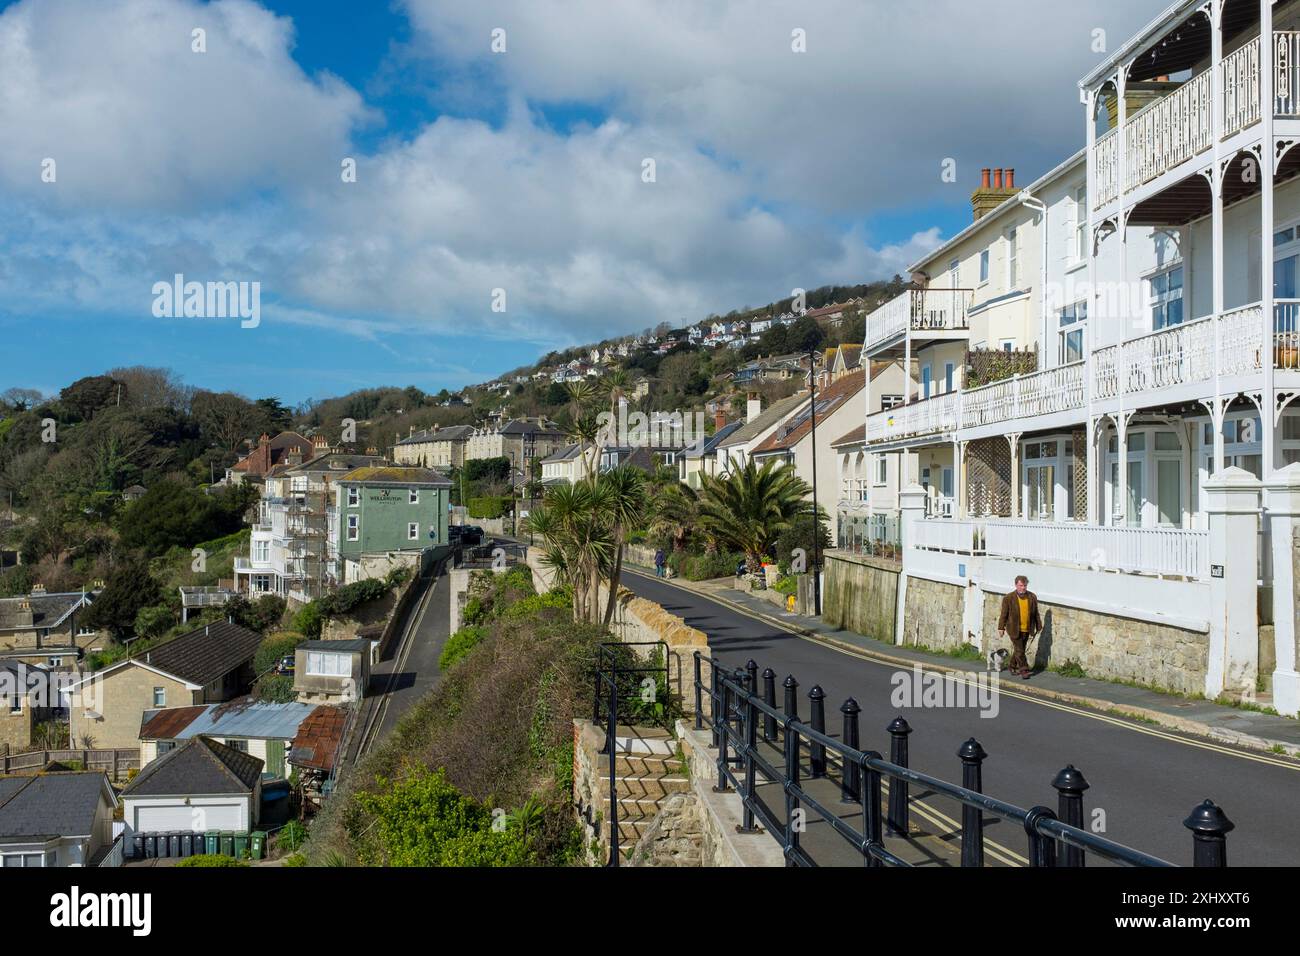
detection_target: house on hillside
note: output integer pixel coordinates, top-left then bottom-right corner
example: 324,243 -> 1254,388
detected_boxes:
120,737 -> 263,852
392,424 -> 474,470
233,448 -> 387,602
0,771 -> 120,867
331,466 -> 453,583
464,419 -> 568,487
713,391 -> 810,477
679,418 -> 744,489
293,639 -> 371,704
0,662 -> 61,751
67,621 -> 264,751
226,431 -> 317,486
0,586 -> 103,669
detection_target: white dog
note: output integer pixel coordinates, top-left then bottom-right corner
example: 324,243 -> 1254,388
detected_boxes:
986,648 -> 1009,672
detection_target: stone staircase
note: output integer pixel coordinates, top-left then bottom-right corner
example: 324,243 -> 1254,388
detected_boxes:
595,727 -> 689,849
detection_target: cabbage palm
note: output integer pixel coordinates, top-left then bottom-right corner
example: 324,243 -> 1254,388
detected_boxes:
528,480 -> 614,622
697,459 -> 812,572
600,465 -> 648,626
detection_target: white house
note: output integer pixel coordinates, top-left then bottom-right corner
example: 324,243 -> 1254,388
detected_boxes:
0,772 -> 120,867
835,0 -> 1300,715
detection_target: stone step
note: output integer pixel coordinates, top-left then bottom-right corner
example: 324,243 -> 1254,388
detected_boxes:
611,733 -> 676,757
599,775 -> 690,800
598,753 -> 686,776
611,797 -> 666,821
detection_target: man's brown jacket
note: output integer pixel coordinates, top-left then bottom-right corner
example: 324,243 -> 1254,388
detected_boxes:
998,590 -> 1042,640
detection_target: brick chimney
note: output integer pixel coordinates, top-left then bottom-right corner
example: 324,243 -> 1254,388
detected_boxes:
714,409 -> 727,432
971,166 -> 1019,221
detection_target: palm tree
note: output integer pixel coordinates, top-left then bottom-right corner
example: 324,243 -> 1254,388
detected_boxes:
697,459 -> 812,572
566,413 -> 603,481
599,465 -> 647,626
599,370 -> 632,433
528,480 -> 615,622
649,481 -> 702,554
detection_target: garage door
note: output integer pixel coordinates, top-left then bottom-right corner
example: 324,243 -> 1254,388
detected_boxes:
134,802 -> 243,832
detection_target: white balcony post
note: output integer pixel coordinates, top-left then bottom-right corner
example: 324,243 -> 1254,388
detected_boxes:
1212,3 -> 1226,471
1116,413 -> 1130,526
1263,0 -> 1278,475
1263,463 -> 1300,716
895,483 -> 929,646
1116,67 -> 1128,200
1006,432 -> 1022,518
1203,466 -> 1262,701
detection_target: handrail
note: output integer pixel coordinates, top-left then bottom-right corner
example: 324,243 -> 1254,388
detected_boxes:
693,650 -> 1232,868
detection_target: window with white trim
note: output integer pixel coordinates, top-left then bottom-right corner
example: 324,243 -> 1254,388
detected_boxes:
347,515 -> 359,541
880,394 -> 904,410
253,539 -> 269,563
153,687 -> 165,708
1148,264 -> 1184,330
408,522 -> 419,540
306,651 -> 351,677
1072,186 -> 1088,263
874,456 -> 888,486
347,487 -> 359,507
408,488 -> 419,504
979,249 -> 990,284
1059,300 -> 1088,365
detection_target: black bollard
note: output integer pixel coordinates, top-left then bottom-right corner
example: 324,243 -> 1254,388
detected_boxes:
886,716 -> 912,835
1052,765 -> 1090,868
1184,800 -> 1234,867
809,686 -> 826,778
958,738 -> 987,868
761,668 -> 777,742
840,698 -> 861,802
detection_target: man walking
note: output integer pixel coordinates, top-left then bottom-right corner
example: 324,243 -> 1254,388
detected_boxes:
654,548 -> 667,578
997,575 -> 1042,678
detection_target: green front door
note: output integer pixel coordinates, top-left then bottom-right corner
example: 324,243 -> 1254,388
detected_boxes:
265,740 -> 285,778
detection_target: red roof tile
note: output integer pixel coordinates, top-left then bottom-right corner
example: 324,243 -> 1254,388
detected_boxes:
289,706 -> 347,773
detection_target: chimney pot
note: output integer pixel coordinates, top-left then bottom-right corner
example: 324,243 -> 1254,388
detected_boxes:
981,168 -> 991,189
993,168 -> 1003,190
1006,168 -> 1015,189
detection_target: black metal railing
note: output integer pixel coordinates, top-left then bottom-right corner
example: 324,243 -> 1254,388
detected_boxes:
693,651 -> 1234,868
591,641 -> 672,867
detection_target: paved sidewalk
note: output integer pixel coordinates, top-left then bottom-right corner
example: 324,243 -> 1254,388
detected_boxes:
627,567 -> 1300,757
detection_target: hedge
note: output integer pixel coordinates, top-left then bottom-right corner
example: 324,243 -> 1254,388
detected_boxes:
468,496 -> 511,520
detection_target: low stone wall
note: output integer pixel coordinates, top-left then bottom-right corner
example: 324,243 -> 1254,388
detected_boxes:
900,575 -> 966,652
603,584 -> 708,713
979,590 -> 1209,696
823,551 -> 899,643
628,792 -> 705,866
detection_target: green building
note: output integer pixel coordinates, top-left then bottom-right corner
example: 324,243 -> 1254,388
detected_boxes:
333,467 -> 453,583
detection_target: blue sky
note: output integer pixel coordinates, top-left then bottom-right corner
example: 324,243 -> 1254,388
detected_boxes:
0,0 -> 1149,405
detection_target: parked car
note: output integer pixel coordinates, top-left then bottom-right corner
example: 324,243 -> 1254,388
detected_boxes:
463,526 -> 484,546
275,655 -> 295,676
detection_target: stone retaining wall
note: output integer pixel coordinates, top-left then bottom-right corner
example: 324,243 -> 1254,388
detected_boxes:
823,551 -> 899,643
979,591 -> 1209,696
900,575 -> 966,652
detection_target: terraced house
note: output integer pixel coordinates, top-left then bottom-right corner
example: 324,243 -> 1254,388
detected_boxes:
833,0 -> 1300,717
331,466 -> 453,584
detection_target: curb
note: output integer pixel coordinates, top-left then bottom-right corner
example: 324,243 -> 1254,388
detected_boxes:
627,567 -> 1300,760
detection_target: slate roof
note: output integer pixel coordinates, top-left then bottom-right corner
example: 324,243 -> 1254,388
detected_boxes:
288,705 -> 348,772
396,425 -> 474,446
831,424 -> 866,448
0,591 -> 96,632
120,621 -> 262,688
498,419 -> 565,437
683,421 -> 743,459
336,466 -> 452,487
0,772 -> 114,840
139,699 -> 319,742
541,443 -> 585,464
266,452 -> 386,480
751,370 -> 865,456
298,639 -> 370,654
122,736 -> 263,797
716,392 -> 809,448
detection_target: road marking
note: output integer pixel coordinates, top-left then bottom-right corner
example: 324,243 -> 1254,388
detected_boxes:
628,569 -> 1300,773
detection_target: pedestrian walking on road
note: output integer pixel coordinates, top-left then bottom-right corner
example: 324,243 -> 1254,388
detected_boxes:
997,575 -> 1042,679
654,548 -> 667,578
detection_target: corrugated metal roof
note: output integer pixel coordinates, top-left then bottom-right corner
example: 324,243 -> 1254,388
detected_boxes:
288,705 -> 347,773
140,699 -> 318,741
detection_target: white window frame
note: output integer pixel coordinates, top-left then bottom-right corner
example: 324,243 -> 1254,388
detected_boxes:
979,249 -> 990,285
153,687 -> 166,708
1147,262 -> 1185,331
253,539 -> 269,563
306,651 -> 351,677
1058,300 -> 1088,366
408,488 -> 419,504
874,455 -> 888,487
408,522 -> 419,541
347,487 -> 360,508
347,515 -> 359,542
1072,185 -> 1088,263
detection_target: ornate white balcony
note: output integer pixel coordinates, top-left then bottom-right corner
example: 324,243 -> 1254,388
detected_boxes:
863,288 -> 971,354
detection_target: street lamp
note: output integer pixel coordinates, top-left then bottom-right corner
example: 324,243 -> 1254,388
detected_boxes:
806,348 -> 823,617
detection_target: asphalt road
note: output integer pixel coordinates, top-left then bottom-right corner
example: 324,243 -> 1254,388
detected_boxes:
624,573 -> 1300,867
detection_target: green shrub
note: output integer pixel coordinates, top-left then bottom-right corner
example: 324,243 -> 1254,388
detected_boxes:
773,576 -> 799,596
175,854 -> 248,867
468,496 -> 510,520
352,767 -> 535,867
293,601 -> 325,639
133,604 -> 174,641
462,597 -> 487,627
282,853 -> 308,867
440,626 -> 487,671
278,820 -> 308,852
255,632 -> 304,676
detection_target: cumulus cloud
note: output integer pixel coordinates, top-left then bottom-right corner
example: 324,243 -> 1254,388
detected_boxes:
0,0 -> 1157,358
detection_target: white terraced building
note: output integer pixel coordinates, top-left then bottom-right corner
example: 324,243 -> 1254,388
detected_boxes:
836,0 -> 1300,716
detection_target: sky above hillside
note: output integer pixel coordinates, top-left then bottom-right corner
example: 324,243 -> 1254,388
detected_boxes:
0,0 -> 1153,404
